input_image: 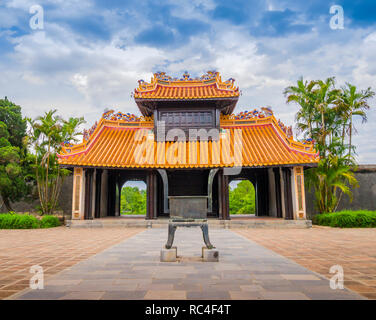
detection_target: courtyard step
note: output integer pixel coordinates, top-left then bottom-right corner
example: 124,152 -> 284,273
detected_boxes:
65,218 -> 312,229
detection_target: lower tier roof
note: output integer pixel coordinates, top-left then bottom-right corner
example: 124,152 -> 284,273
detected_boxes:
58,117 -> 318,168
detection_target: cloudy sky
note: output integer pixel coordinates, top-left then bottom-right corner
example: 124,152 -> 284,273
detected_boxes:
0,0 -> 375,163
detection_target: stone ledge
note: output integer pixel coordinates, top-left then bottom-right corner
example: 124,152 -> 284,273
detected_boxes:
66,219 -> 312,229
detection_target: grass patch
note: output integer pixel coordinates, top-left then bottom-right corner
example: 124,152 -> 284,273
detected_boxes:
313,210 -> 376,228
0,212 -> 61,229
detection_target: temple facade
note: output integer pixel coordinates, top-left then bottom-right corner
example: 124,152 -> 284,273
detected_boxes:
58,71 -> 318,220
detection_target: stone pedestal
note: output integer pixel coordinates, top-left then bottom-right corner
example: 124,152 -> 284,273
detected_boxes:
160,247 -> 177,262
202,247 -> 219,262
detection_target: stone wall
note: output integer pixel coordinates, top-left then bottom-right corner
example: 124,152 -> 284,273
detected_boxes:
0,175 -> 73,217
305,165 -> 376,219
3,165 -> 376,220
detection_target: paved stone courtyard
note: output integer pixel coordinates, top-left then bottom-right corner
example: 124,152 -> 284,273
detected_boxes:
235,227 -> 376,299
9,228 -> 363,300
0,227 -> 142,299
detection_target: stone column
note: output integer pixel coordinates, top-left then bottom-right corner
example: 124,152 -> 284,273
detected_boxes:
223,174 -> 230,220
115,181 -> 121,216
218,172 -> 222,218
157,169 -> 169,214
100,170 -> 108,217
282,168 -> 294,220
146,171 -> 157,219
207,168 -> 219,214
71,167 -> 85,220
268,168 -> 277,217
291,166 -> 307,219
153,173 -> 158,218
84,169 -> 94,220
279,167 -> 286,219
91,169 -> 96,219
218,170 -> 230,220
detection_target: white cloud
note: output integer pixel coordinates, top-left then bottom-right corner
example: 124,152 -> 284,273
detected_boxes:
21,72 -> 44,85
0,4 -> 375,163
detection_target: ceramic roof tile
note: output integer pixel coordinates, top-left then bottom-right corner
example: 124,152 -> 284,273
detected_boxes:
58,115 -> 318,168
134,71 -> 240,100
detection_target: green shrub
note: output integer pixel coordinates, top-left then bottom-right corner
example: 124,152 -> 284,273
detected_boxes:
0,213 -> 40,229
313,210 -> 376,228
313,213 -> 331,226
0,213 -> 61,229
40,215 -> 61,228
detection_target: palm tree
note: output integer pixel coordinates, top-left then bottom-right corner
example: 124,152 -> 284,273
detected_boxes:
311,77 -> 341,158
27,110 -> 84,214
306,153 -> 358,213
284,77 -> 372,213
62,117 -> 85,145
338,84 -> 374,157
284,77 -> 316,139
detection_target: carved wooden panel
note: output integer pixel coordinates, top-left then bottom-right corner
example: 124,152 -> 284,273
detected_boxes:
74,175 -> 81,212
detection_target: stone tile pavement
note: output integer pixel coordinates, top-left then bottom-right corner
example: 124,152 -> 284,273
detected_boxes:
9,228 -> 363,300
0,227 -> 142,299
235,226 -> 376,299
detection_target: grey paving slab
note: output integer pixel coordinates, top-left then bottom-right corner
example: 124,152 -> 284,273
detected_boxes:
102,290 -> 147,300
10,228 -> 365,300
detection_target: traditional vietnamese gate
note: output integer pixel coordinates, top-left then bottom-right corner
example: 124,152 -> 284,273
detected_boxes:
58,71 -> 318,221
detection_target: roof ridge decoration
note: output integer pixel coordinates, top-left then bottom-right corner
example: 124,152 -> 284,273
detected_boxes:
221,107 -> 293,138
220,107 -> 316,152
82,109 -> 153,142
222,107 -> 274,120
133,71 -> 240,100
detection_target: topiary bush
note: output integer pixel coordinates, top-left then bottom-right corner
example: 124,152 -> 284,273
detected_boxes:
313,210 -> 376,228
40,215 -> 61,228
0,213 -> 40,229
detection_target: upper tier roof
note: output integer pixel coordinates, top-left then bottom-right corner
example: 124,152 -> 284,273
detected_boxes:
133,71 -> 240,100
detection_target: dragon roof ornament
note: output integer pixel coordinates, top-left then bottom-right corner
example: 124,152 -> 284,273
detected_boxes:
134,71 -> 239,96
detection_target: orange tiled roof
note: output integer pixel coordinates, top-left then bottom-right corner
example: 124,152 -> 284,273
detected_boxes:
133,71 -> 240,100
58,111 -> 318,168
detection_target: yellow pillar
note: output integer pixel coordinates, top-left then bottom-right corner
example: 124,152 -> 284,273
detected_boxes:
71,167 -> 85,220
292,166 -> 307,220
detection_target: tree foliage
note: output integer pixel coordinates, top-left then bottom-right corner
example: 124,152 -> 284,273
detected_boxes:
27,110 -> 85,215
120,180 -> 256,216
0,97 -> 27,149
0,98 -> 29,211
284,78 -> 374,213
229,180 -> 255,215
120,186 -> 146,215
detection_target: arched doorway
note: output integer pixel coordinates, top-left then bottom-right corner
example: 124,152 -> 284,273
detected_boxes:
229,179 -> 256,215
120,180 -> 147,216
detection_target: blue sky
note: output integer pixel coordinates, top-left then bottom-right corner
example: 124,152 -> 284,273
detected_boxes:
0,0 -> 376,163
